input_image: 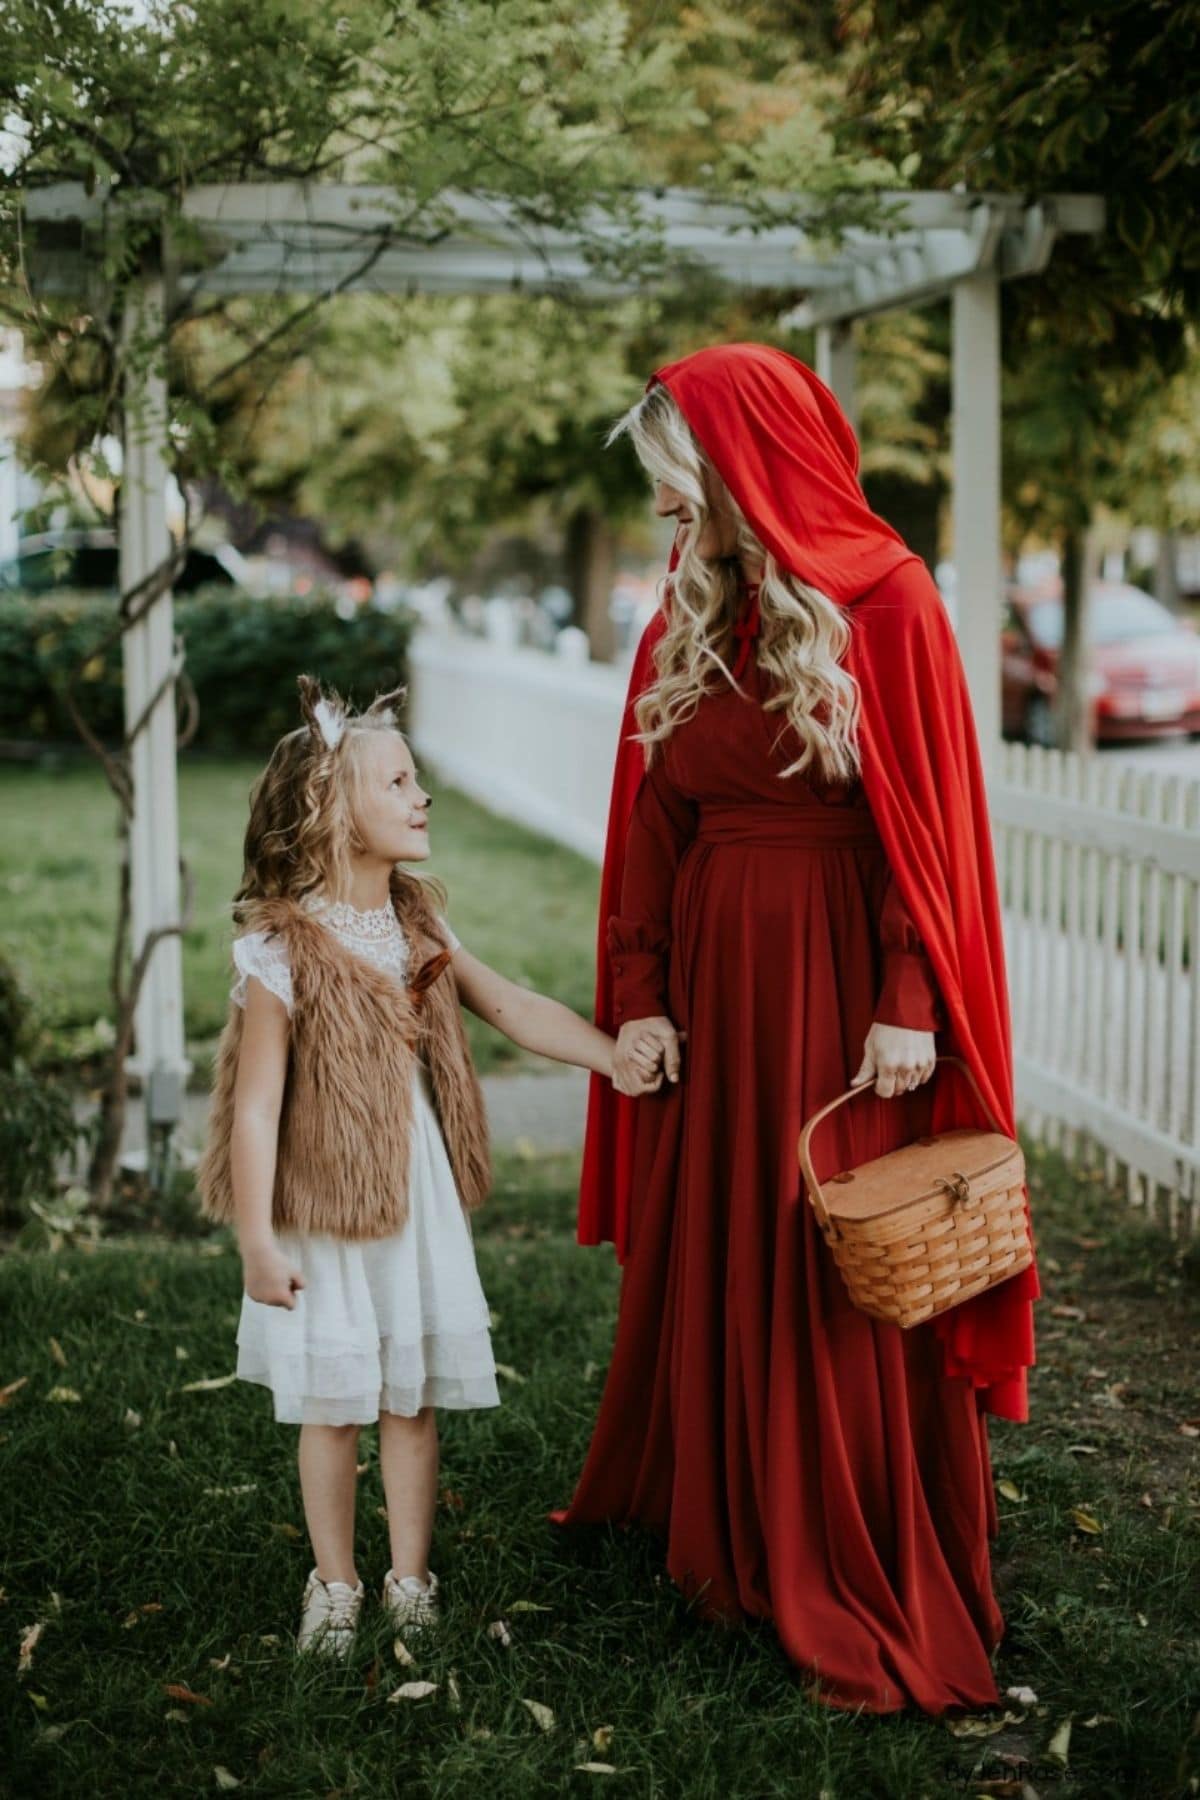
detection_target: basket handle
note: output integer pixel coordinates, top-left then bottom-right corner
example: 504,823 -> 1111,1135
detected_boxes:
798,1054 -> 1009,1235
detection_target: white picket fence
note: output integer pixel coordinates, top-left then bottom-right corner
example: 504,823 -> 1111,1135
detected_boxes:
990,741 -> 1200,1234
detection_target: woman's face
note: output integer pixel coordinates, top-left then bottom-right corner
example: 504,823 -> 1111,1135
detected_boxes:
654,462 -> 739,561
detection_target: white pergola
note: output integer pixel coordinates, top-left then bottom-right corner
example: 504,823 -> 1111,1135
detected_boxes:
20,179 -> 1103,1126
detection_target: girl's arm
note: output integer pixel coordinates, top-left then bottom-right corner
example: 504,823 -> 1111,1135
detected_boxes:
450,946 -> 616,1079
229,977 -> 305,1307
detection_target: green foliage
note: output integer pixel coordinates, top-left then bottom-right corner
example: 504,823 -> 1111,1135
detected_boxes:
0,588 -> 414,753
838,0 -> 1200,359
0,949 -> 82,1220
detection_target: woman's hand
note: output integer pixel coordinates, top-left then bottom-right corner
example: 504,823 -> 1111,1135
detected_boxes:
613,1017 -> 685,1095
242,1237 -> 306,1309
852,1022 -> 936,1098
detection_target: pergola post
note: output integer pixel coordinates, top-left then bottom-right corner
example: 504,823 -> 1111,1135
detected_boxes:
951,271 -> 1003,783
815,321 -> 858,430
119,273 -> 189,1108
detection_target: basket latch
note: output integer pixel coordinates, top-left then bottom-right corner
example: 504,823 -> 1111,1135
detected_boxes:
934,1169 -> 978,1210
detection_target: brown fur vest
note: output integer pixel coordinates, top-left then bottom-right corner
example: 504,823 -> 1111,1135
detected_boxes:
196,882 -> 491,1241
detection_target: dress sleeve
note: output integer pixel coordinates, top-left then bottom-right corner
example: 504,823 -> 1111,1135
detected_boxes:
873,872 -> 945,1032
231,930 -> 294,1016
608,754 -> 698,1025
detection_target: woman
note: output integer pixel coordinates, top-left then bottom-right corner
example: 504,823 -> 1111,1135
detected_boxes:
549,343 -> 1041,1716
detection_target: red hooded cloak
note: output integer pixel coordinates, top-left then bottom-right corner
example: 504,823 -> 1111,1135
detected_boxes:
577,341 -> 1040,1423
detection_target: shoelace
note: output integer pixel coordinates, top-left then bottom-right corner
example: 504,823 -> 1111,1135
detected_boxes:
322,1588 -> 361,1630
390,1575 -> 438,1619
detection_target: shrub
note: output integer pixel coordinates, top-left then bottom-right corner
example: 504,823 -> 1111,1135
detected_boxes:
0,587 -> 415,754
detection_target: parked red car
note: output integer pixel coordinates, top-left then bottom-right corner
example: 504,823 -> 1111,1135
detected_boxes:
1001,581 -> 1200,745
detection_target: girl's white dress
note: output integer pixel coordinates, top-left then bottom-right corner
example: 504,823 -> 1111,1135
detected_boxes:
229,894 -> 500,1426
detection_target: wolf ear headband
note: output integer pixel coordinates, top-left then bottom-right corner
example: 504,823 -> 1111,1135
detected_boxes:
296,673 -> 408,751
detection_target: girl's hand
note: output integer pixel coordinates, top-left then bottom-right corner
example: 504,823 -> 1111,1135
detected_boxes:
242,1239 -> 306,1309
852,1022 -> 936,1099
613,1018 -> 685,1095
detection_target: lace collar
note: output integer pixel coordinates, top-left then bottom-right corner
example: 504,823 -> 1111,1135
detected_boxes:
300,891 -> 401,941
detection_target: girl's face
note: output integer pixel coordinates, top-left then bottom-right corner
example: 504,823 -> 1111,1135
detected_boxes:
653,462 -> 739,560
350,731 -> 432,866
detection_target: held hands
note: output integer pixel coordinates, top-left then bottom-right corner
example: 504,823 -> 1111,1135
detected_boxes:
612,1016 -> 686,1096
242,1237 -> 306,1309
852,1021 -> 936,1098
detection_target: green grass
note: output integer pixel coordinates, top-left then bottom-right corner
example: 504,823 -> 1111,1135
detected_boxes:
1,1143 -> 1197,1799
0,755 -> 602,1078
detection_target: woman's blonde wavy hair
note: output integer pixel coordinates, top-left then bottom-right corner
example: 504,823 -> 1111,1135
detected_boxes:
232,675 -> 447,937
609,381 -> 863,786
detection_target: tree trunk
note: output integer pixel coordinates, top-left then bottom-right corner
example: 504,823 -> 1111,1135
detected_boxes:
1056,525 -> 1099,757
564,505 -> 616,662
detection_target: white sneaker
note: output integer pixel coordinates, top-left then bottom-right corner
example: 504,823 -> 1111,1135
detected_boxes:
296,1566 -> 365,1659
381,1567 -> 440,1635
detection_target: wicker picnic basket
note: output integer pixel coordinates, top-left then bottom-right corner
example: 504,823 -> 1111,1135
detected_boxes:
797,1054 -> 1032,1329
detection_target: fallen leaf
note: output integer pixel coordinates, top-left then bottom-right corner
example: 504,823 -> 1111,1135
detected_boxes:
1006,1685 -> 1038,1707
1178,1422 -> 1199,1439
0,1377 -> 29,1406
46,1386 -> 82,1404
1046,1718 -> 1072,1766
592,1725 -> 615,1751
494,1364 -> 526,1384
1069,1507 -> 1103,1534
1050,1304 -> 1086,1321
575,1765 -> 618,1775
124,1409 -> 142,1431
270,1522 -> 302,1540
209,1653 -> 232,1671
258,1634 -> 281,1647
1065,1444 -> 1100,1456
180,1374 -> 237,1393
487,1619 -> 513,1648
1136,1612 -> 1148,1628
997,1479 -> 1024,1503
123,1603 -> 163,1628
18,1621 -> 45,1674
213,1769 -> 241,1791
508,1600 -> 552,1613
162,1684 -> 213,1706
175,1346 -> 190,1361
393,1639 -> 416,1667
48,1337 -> 67,1368
1081,1713 -> 1117,1727
388,1681 -> 438,1703
521,1698 -> 555,1732
27,1691 -> 49,1710
944,1709 -> 1025,1738
447,1670 -> 461,1712
164,1709 -> 192,1724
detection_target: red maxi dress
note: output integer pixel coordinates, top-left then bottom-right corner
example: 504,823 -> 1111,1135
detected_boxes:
550,590 -> 1006,1716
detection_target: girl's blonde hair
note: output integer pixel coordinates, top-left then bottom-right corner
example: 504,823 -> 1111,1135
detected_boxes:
609,381 -> 863,785
232,675 -> 447,935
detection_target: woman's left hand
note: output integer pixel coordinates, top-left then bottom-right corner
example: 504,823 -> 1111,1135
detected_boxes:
852,1022 -> 936,1098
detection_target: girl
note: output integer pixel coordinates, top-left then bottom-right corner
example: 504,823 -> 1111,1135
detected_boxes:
197,674 -> 660,1659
